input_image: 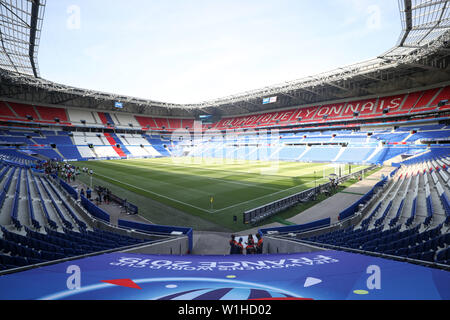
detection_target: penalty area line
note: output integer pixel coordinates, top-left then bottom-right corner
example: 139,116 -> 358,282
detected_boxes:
93,172 -> 215,214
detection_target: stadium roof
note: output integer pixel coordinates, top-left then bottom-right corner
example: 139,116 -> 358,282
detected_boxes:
398,0 -> 450,48
0,0 -> 449,118
0,0 -> 45,77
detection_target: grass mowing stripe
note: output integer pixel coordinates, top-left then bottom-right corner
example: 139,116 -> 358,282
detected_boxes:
80,162 -> 279,210
86,160 -> 268,193
100,160 -> 284,191
88,160 -> 349,211
91,162 -> 282,211
149,157 -> 327,177
92,172 -> 214,213
72,158 -> 369,232
126,159 -> 336,191
210,165 -> 367,213
86,162 -> 217,198
130,157 -> 326,173
118,158 -> 335,189
133,159 -> 291,183
212,176 -> 330,213
92,166 -> 327,215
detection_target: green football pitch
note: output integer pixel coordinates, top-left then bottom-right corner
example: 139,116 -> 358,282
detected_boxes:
71,157 -> 369,232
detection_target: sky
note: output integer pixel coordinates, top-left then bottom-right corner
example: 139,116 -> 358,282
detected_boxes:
38,0 -> 402,104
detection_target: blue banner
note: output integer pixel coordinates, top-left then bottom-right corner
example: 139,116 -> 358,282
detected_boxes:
0,250 -> 448,300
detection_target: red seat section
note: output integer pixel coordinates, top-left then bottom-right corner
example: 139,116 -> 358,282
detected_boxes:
2,85 -> 448,132
97,112 -> 109,125
182,119 -> 195,129
0,102 -> 15,117
214,109 -> 298,130
167,118 -> 182,129
267,109 -> 298,126
135,116 -> 158,130
314,103 -> 346,120
243,112 -> 273,128
209,90 -> 431,130
352,98 -> 378,118
8,102 -> 39,120
154,118 -> 169,130
430,86 -> 450,108
35,106 -> 69,122
400,91 -> 421,111
375,94 -> 406,116
411,88 -> 441,113
215,118 -> 231,130
291,106 -> 319,123
232,114 -> 257,128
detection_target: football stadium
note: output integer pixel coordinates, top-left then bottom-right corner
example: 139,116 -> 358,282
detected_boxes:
0,0 -> 449,305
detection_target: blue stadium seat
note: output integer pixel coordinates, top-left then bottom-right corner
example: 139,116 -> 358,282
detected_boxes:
396,247 -> 409,257
0,254 -> 14,265
420,251 -> 435,262
27,257 -> 45,265
12,256 -> 28,267
40,251 -> 55,261
436,249 -> 448,263
408,252 -> 421,260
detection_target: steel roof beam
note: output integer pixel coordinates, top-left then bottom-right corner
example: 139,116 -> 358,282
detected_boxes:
398,0 -> 413,47
29,0 -> 40,78
416,1 -> 449,45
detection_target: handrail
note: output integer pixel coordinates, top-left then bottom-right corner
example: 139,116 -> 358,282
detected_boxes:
244,165 -> 377,224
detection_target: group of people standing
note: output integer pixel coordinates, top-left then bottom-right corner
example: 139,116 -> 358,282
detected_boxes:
93,186 -> 112,205
42,161 -> 80,182
229,233 -> 263,255
80,187 -> 92,200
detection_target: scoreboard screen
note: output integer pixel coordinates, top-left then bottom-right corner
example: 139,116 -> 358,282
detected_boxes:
198,114 -> 214,123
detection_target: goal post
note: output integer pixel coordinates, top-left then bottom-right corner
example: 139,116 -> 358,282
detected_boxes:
324,163 -> 346,178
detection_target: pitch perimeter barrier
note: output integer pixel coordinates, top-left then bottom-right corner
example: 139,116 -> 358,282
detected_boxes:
80,194 -> 110,223
258,170 -> 394,242
118,219 -> 193,254
243,165 -> 377,224
94,185 -> 138,215
259,217 -> 331,236
337,176 -> 388,221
